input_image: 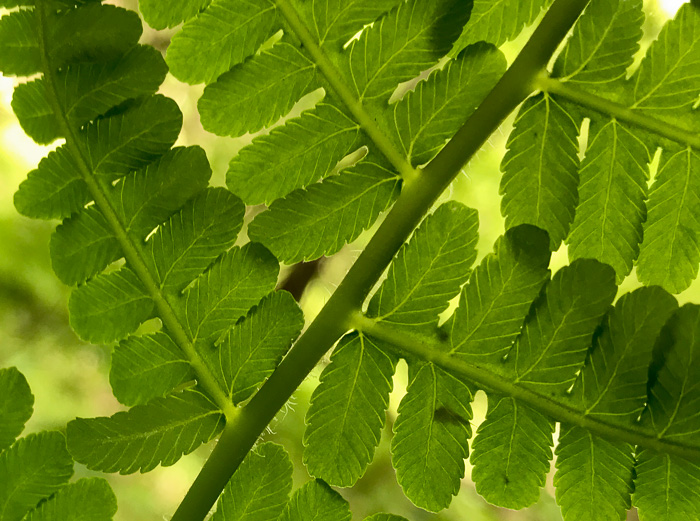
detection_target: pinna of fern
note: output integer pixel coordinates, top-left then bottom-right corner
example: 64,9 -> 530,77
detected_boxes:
3,0 -> 700,521
3,0 -> 306,480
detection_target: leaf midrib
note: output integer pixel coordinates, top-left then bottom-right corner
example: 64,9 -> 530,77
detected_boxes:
34,0 -> 236,420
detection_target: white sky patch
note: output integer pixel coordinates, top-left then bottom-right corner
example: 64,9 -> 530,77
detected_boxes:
660,0 -> 688,16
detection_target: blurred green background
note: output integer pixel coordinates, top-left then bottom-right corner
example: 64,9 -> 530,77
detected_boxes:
0,1 -> 692,519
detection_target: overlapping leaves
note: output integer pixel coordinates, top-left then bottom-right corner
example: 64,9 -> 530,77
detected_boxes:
158,0 -> 505,265
3,1 -> 304,477
0,368 -> 117,521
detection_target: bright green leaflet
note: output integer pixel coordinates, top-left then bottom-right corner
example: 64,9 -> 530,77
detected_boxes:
23,478 -> 117,521
278,480 -> 352,521
211,443 -> 292,521
140,0 -> 210,30
303,333 -> 397,487
0,368 -> 33,453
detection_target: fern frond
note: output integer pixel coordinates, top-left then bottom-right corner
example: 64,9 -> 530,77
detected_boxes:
4,0 -> 305,477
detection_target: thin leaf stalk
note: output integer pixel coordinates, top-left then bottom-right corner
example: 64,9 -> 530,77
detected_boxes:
538,74 -> 700,149
34,1 -> 238,421
171,0 -> 591,519
352,314 -> 700,461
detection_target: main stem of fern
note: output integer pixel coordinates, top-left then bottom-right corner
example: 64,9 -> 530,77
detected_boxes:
171,1 -> 590,519
34,1 -> 237,420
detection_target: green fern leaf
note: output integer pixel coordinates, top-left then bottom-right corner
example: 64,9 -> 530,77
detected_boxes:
226,102 -> 360,205
279,480 -> 352,521
452,0 -> 553,51
553,287 -> 678,521
0,368 -> 33,452
0,432 -> 74,521
69,267 -> 153,343
510,259 -> 616,391
23,478 -> 117,521
392,43 -> 506,166
470,396 -> 554,509
303,333 -> 397,487
145,187 -> 244,293
183,243 -> 279,346
81,95 -> 182,176
637,146 -> 700,293
552,0 -> 643,85
14,147 -> 88,220
202,291 -> 304,405
0,10 -> 40,76
12,45 -> 168,145
67,389 -> 224,474
110,332 -> 193,407
166,0 -> 279,84
634,450 -> 700,521
554,426 -> 634,521
447,225 -> 551,361
211,443 -> 292,521
300,0 -> 403,47
500,93 -> 581,248
567,119 -> 650,281
391,362 -> 473,512
631,3 -> 700,115
346,0 -> 468,102
49,4 -> 142,67
248,159 -> 400,264
366,201 -> 479,329
363,515 -> 409,521
199,40 -> 319,137
139,0 -> 211,30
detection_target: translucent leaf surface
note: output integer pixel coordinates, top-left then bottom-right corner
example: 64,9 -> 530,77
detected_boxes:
23,478 -> 117,521
69,267 -> 153,343
510,259 -> 616,392
392,362 -> 473,512
637,146 -> 700,293
183,243 -> 279,346
392,43 -> 506,166
304,0 -> 403,47
364,516 -> 409,521
248,160 -> 401,264
304,333 -> 396,487
0,368 -> 33,452
67,389 -> 224,473
367,201 -> 478,329
226,102 -> 360,205
453,0 -> 553,51
199,41 -> 319,137
212,443 -> 292,521
567,119 -> 650,281
0,10 -> 40,76
0,432 -> 74,521
447,225 -> 551,361
500,93 -> 581,248
49,4 -> 141,67
81,94 -> 182,177
140,0 -> 211,30
470,396 -> 554,509
278,480 -> 352,521
554,426 -> 634,521
631,3 -> 700,114
146,187 -> 245,293
553,0 -> 644,85
166,0 -> 279,84
347,0 -> 468,102
202,291 -> 304,404
110,332 -> 193,406
14,147 -> 89,220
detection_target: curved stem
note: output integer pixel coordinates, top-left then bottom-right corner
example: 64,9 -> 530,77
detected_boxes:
35,1 -> 236,419
171,1 -> 590,519
538,75 -> 700,149
353,316 -> 700,461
